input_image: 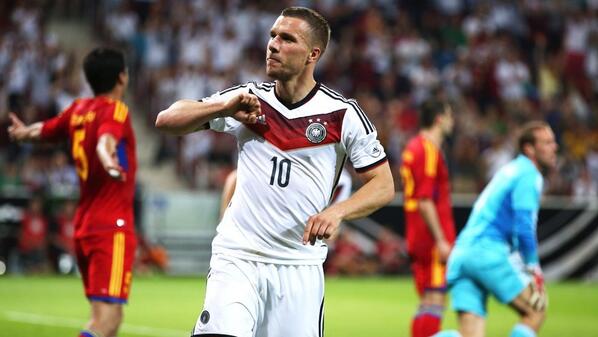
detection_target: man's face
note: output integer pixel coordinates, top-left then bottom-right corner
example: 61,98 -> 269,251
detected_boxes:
266,16 -> 313,80
532,127 -> 558,172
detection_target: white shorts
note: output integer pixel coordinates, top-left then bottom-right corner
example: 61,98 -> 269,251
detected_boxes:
192,254 -> 325,337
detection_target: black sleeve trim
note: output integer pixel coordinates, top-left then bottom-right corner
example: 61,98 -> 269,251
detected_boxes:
354,156 -> 388,173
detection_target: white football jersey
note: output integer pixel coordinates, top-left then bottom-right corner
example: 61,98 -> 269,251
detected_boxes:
205,82 -> 387,264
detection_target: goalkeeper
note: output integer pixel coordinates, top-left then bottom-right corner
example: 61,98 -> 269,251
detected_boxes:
433,121 -> 557,337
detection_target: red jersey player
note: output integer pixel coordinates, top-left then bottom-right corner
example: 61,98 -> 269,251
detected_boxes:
400,99 -> 455,337
8,47 -> 137,337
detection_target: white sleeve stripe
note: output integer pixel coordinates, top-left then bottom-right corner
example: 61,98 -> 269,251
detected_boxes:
319,85 -> 373,134
348,99 -> 375,133
319,85 -> 374,133
320,84 -> 376,133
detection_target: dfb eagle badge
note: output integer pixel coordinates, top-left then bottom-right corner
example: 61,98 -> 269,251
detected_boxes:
305,118 -> 327,144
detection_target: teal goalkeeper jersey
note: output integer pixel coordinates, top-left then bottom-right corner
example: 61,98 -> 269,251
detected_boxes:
456,154 -> 543,266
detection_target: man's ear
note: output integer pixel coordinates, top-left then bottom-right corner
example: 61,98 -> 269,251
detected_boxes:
118,71 -> 127,85
307,47 -> 322,64
523,142 -> 535,159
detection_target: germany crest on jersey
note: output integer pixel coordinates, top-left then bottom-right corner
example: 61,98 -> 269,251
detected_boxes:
305,119 -> 327,143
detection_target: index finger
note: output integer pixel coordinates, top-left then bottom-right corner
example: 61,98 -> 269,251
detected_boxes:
303,217 -> 314,245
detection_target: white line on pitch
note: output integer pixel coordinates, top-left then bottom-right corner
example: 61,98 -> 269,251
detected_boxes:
2,311 -> 189,337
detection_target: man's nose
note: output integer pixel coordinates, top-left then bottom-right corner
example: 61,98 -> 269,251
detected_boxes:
269,37 -> 280,52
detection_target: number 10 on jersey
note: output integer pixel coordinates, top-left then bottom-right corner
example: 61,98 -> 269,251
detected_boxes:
270,156 -> 291,187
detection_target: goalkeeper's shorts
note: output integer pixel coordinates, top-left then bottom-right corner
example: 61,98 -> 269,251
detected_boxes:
446,239 -> 530,317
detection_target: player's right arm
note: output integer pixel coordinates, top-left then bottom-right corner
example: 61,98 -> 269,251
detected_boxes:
8,102 -> 73,143
406,141 -> 451,261
418,198 -> 451,261
155,93 -> 262,135
7,113 -> 43,142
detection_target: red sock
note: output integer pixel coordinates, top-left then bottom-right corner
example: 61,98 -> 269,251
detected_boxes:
411,313 -> 442,337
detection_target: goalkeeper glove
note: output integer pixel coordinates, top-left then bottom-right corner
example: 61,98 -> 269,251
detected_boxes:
526,265 -> 548,311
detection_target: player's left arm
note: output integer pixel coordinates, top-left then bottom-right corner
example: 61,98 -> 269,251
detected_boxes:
96,133 -> 125,181
96,102 -> 129,181
512,174 -> 542,267
303,162 -> 394,245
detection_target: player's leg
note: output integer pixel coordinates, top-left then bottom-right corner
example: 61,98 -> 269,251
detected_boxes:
434,246 -> 487,337
507,284 -> 546,336
446,277 -> 487,337
86,302 -> 123,337
78,232 -> 136,337
192,254 -> 259,337
472,245 -> 544,337
411,248 -> 448,337
258,263 -> 324,337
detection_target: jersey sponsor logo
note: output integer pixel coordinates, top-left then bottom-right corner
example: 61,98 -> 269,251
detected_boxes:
200,310 -> 210,324
305,119 -> 327,144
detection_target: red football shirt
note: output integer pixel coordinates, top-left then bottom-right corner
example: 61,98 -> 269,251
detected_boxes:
19,213 -> 48,252
400,135 -> 455,251
41,97 -> 137,238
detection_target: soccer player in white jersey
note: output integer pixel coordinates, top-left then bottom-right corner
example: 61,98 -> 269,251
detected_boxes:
156,7 -> 395,337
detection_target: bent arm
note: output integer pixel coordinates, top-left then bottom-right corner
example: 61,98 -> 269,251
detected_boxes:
515,209 -> 539,266
155,99 -> 228,135
303,162 -> 394,245
418,199 -> 446,243
155,93 -> 262,136
96,133 -> 124,179
329,162 -> 395,221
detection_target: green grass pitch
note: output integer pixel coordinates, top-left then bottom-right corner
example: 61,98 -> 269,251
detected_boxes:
0,275 -> 596,336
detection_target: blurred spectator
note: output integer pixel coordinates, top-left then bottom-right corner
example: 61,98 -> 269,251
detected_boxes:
47,150 -> 78,197
376,227 -> 407,274
325,229 -> 378,276
18,196 -> 48,273
572,163 -> 598,202
49,199 -> 76,274
3,0 -> 598,197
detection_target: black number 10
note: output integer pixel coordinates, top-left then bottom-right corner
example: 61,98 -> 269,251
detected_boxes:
270,156 -> 291,187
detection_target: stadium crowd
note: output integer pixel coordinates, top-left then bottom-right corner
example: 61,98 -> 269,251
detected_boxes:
95,0 -> 598,195
1,0 -> 598,273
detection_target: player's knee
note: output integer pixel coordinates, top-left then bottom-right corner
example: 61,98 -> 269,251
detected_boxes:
98,307 -> 123,336
523,308 -> 546,328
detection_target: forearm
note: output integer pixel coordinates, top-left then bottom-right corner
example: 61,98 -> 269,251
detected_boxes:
155,99 -> 229,135
96,134 -> 120,171
327,164 -> 394,221
418,199 -> 446,242
13,122 -> 43,142
515,209 -> 539,266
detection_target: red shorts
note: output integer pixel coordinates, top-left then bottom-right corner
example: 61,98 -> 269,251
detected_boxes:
75,231 -> 137,303
410,246 -> 446,297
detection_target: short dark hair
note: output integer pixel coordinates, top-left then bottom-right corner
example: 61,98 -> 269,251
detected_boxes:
419,99 -> 447,129
83,47 -> 126,95
518,121 -> 550,153
281,7 -> 331,56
